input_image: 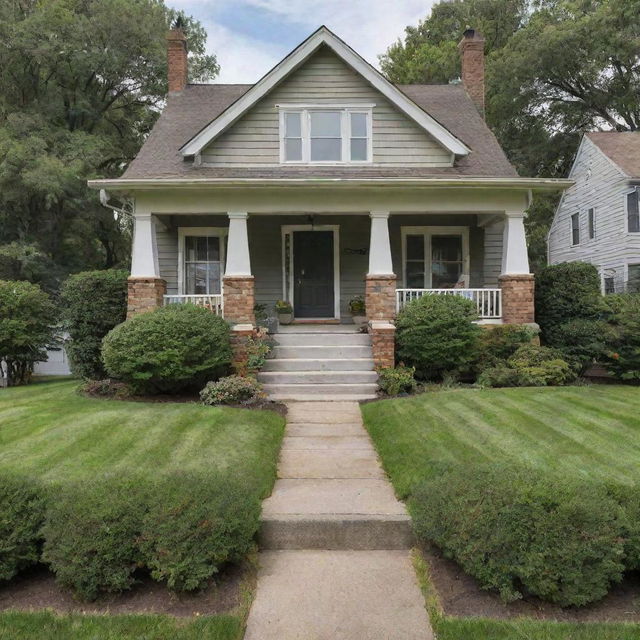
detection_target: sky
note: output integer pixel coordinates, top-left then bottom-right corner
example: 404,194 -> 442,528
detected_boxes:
166,0 -> 437,83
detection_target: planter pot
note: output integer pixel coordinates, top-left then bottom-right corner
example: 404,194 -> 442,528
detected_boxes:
352,315 -> 367,329
278,313 -> 293,325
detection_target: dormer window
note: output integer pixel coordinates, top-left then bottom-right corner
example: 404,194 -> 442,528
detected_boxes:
279,105 -> 372,164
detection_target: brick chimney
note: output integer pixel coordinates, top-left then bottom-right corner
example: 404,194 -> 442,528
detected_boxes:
458,29 -> 485,115
167,28 -> 188,93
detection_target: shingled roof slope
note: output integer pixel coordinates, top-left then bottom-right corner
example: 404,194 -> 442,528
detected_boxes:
122,82 -> 517,180
586,132 -> 640,179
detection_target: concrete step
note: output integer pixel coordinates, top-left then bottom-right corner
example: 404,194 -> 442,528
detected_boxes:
271,345 -> 372,359
281,435 -> 376,452
275,325 -> 360,333
278,449 -> 385,479
258,371 -> 378,385
286,422 -> 366,436
269,393 -> 377,401
259,514 -> 414,550
262,382 -> 378,398
273,332 -> 371,346
262,358 -> 374,372
286,402 -> 364,423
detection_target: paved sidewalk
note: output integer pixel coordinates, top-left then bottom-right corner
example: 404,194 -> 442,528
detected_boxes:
244,401 -> 433,640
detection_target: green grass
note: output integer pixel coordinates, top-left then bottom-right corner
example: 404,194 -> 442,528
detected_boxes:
361,385 -> 640,499
0,379 -> 285,495
0,611 -> 242,640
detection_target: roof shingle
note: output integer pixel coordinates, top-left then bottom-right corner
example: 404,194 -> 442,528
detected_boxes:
586,132 -> 640,179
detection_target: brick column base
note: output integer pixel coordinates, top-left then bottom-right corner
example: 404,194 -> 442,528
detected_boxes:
499,274 -> 535,324
230,325 -> 255,375
127,277 -> 166,318
370,321 -> 396,370
365,274 -> 396,322
223,276 -> 255,326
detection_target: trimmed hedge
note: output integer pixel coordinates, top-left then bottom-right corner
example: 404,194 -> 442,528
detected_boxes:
604,294 -> 640,381
411,465 -> 627,607
475,324 -> 536,370
396,294 -> 481,380
102,304 -> 232,394
60,269 -> 128,379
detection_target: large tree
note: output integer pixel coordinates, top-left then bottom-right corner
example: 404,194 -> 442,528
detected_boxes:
0,0 -> 219,290
380,0 -> 640,270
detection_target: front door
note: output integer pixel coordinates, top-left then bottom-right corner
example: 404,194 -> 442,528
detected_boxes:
293,230 -> 334,318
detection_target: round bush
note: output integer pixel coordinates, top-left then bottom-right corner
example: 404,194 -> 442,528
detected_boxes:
102,304 -> 232,394
60,269 -> 128,379
140,472 -> 261,592
42,477 -> 148,600
0,474 -> 45,581
200,375 -> 263,405
396,294 -> 482,380
411,465 -> 626,607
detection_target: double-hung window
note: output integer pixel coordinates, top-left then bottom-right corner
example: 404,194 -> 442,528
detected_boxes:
280,106 -> 372,164
571,212 -> 580,245
627,189 -> 640,233
179,229 -> 226,295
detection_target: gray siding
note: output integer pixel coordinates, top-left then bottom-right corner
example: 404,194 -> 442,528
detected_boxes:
549,137 -> 640,291
482,219 -> 503,286
201,46 -> 452,168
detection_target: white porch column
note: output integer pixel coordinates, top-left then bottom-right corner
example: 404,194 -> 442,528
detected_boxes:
368,211 -> 394,275
130,213 -> 160,277
225,211 -> 251,276
501,212 -> 530,275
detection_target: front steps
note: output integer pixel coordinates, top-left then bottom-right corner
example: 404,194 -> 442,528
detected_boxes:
259,325 -> 378,401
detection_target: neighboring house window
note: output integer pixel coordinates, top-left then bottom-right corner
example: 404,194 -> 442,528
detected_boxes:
402,227 -> 469,289
627,189 -> 640,233
571,212 -> 580,245
588,208 -> 595,239
179,229 -> 227,295
280,107 -> 372,164
603,276 -> 615,295
628,264 -> 640,293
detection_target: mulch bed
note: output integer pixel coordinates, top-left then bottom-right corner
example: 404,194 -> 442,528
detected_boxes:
422,545 -> 640,623
0,563 -> 250,618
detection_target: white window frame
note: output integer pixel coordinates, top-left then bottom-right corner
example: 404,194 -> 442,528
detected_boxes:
177,227 -> 228,295
625,260 -> 640,292
281,224 -> 341,320
625,187 -> 640,234
401,226 -> 470,289
570,212 -> 581,246
278,104 -> 373,165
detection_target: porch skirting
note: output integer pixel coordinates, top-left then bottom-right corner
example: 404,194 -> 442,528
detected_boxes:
127,277 -> 166,318
223,275 -> 255,326
499,274 -> 534,324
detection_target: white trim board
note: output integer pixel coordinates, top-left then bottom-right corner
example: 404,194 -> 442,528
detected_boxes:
177,227 -> 228,295
180,26 -> 470,158
281,224 -> 341,320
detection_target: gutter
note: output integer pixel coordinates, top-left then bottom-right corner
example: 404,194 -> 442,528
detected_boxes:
88,176 -> 574,192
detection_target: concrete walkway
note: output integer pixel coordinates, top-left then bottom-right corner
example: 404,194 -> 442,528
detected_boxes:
245,401 -> 433,640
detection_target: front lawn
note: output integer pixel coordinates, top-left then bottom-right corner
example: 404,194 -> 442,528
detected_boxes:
0,378 -> 284,496
362,385 -> 640,499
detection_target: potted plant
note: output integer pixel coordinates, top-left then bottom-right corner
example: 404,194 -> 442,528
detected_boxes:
275,300 -> 293,325
348,296 -> 367,328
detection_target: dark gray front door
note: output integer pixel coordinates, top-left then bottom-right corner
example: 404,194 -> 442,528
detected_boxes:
293,231 -> 334,318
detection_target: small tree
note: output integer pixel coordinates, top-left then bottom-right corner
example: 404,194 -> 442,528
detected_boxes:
60,270 -> 128,379
0,280 -> 57,385
396,294 -> 481,380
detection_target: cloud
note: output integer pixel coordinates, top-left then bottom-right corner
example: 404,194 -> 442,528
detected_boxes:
167,0 -> 436,83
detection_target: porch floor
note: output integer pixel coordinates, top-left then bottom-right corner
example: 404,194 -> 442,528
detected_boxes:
275,324 -> 360,334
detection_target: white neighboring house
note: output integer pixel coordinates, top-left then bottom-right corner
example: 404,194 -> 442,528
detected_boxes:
549,132 -> 640,293
33,343 -> 71,376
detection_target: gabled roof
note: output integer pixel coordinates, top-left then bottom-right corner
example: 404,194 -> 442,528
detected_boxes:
179,26 -> 470,158
121,83 -> 517,180
585,132 -> 640,179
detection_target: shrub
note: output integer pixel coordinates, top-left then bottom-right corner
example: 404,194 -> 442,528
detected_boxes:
535,262 -> 605,338
396,294 -> 481,380
410,465 -> 626,607
102,304 -> 231,394
0,280 -> 57,385
604,294 -> 640,381
79,378 -> 131,399
42,477 -> 148,600
544,318 -> 613,372
200,375 -> 263,406
245,333 -> 272,374
139,473 -> 260,592
378,365 -> 417,396
477,364 -> 538,388
0,474 -> 46,581
475,324 -> 536,369
60,269 -> 128,379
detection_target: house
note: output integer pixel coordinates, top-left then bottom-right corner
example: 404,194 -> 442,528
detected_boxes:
89,26 -> 569,398
549,132 -> 640,293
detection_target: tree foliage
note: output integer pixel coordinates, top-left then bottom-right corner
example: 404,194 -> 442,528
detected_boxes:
0,0 -> 219,289
380,0 -> 640,269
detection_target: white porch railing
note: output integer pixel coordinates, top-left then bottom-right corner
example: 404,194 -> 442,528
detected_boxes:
163,294 -> 224,316
396,288 -> 502,320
